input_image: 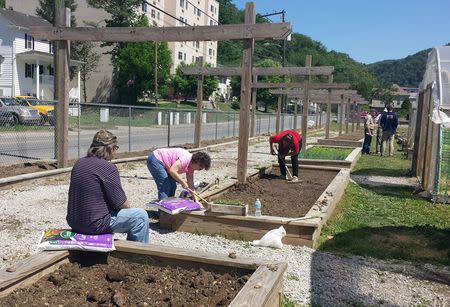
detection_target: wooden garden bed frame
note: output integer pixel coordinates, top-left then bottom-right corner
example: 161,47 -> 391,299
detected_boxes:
297,145 -> 362,170
160,165 -> 350,248
0,241 -> 287,307
317,137 -> 363,148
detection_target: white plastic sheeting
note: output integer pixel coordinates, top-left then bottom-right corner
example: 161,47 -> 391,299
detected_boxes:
421,46 -> 450,115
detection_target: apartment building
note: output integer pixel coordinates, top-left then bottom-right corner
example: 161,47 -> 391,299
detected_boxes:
142,0 -> 219,73
4,0 -> 219,98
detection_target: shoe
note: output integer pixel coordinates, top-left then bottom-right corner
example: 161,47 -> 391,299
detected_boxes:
279,175 -> 287,180
291,176 -> 299,182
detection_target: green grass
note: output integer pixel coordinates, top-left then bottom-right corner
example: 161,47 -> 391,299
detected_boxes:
213,198 -> 242,206
318,183 -> 450,266
0,124 -> 52,132
299,146 -> 353,160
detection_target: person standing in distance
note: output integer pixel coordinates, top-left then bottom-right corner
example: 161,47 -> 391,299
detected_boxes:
380,104 -> 399,157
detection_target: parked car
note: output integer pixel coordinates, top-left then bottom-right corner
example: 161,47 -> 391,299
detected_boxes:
0,109 -> 15,127
14,96 -> 55,124
0,97 -> 41,125
40,100 -> 58,125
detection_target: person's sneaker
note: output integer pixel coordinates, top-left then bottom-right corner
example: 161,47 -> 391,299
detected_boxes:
291,176 -> 299,182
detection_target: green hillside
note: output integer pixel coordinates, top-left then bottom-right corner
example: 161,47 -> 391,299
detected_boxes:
217,0 -> 379,99
369,43 -> 450,87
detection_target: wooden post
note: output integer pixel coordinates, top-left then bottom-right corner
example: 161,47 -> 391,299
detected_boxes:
318,105 -> 322,128
54,0 -> 70,168
237,3 -> 255,184
356,103 -> 361,130
275,95 -> 281,133
351,101 -> 355,132
345,98 -> 350,134
293,89 -> 298,130
194,56 -> 204,148
315,102 -> 319,129
325,75 -> 333,138
154,42 -> 158,107
339,94 -> 344,136
301,55 -> 312,150
250,75 -> 258,137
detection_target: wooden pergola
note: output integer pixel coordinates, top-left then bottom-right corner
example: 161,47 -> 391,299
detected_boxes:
30,1 -> 291,183
181,60 -> 334,148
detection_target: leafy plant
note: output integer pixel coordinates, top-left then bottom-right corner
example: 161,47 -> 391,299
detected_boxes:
299,146 -> 353,160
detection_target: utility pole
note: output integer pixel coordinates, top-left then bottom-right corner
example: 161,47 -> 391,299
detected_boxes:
154,42 -> 158,107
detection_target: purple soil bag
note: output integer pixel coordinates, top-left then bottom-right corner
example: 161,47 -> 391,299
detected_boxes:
38,229 -> 115,252
147,198 -> 203,215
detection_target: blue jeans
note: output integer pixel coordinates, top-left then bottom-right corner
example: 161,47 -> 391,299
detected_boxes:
110,208 -> 149,243
362,130 -> 372,154
147,153 -> 177,200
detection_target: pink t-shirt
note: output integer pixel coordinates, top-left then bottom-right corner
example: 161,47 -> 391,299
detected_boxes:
153,148 -> 193,174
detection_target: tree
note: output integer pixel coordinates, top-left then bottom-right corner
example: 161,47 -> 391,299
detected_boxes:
87,0 -> 142,28
0,0 -> 5,8
111,17 -> 171,104
254,59 -> 284,112
36,0 -> 77,26
172,62 -> 219,101
70,42 -> 100,102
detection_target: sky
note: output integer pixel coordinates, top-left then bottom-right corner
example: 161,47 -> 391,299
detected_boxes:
233,0 -> 450,64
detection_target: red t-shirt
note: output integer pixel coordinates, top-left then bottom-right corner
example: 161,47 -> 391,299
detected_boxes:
269,130 -> 302,154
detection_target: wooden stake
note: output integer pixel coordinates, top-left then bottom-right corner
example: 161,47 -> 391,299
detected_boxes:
325,74 -> 333,138
54,0 -> 70,168
194,57 -> 204,148
301,55 -> 312,150
250,75 -> 258,137
345,98 -> 350,134
237,2 -> 255,184
276,95 -> 281,133
339,94 -> 344,136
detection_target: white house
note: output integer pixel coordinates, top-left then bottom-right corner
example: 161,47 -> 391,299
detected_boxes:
0,9 -> 81,100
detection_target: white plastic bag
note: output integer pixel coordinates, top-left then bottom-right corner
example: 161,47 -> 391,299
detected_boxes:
252,226 -> 286,249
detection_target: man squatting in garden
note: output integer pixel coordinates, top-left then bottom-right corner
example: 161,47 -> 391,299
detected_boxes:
67,130 -> 149,244
147,147 -> 211,202
269,129 -> 303,183
362,109 -> 377,154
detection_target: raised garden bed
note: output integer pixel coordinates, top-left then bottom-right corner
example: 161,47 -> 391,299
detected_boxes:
0,241 -> 286,307
318,133 -> 363,147
297,145 -> 362,169
160,165 -> 350,247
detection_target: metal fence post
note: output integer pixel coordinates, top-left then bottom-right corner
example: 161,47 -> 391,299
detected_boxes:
215,112 -> 218,140
77,102 -> 81,158
128,106 -> 132,152
167,111 -> 171,147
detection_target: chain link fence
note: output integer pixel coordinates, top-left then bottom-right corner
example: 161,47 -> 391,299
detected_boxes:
0,101 -> 327,167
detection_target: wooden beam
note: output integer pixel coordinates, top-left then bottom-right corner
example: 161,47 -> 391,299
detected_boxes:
29,22 -> 291,42
293,93 -> 298,129
326,75 -> 333,138
302,55 -> 312,150
252,82 -> 350,89
54,1 -> 70,168
270,89 -> 357,96
250,75 -> 258,137
237,3 -> 255,184
345,98 -> 350,134
194,57 -> 204,148
339,95 -> 344,136
181,66 -> 334,76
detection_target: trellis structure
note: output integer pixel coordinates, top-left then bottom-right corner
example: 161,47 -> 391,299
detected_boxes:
412,46 -> 450,201
30,0 -> 291,183
181,58 -> 334,148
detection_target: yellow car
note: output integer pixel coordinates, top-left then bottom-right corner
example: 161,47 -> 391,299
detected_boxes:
14,96 -> 55,124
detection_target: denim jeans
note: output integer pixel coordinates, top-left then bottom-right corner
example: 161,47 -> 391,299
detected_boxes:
381,131 -> 395,156
110,208 -> 149,243
362,130 -> 372,154
147,153 -> 177,200
278,154 -> 299,177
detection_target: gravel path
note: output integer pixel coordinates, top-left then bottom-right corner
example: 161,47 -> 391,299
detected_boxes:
0,135 -> 449,306
351,174 -> 419,188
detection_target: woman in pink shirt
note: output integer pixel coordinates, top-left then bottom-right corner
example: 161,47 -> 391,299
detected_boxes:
147,148 -> 211,201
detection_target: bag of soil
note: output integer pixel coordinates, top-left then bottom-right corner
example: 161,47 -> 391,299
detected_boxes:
147,198 -> 202,215
252,226 -> 286,249
38,229 -> 115,252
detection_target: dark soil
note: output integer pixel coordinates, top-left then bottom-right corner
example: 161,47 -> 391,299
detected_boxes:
0,137 -> 239,179
332,133 -> 363,141
0,253 -> 250,307
219,168 -> 338,218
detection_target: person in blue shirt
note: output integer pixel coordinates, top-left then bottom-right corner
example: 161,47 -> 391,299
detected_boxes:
379,105 -> 398,156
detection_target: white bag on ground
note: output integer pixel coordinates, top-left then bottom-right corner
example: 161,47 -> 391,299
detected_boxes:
252,226 -> 286,249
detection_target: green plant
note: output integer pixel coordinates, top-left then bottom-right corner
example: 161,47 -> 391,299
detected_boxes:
214,198 -> 242,206
299,146 -> 353,160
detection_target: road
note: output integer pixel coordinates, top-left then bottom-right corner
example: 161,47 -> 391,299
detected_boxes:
0,113 -> 323,166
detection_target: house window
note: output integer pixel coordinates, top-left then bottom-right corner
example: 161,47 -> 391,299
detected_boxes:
210,20 -> 214,26
157,11 -> 160,20
209,48 -> 213,56
179,0 -> 184,7
47,65 -> 54,76
39,65 -> 44,75
25,63 -> 35,78
192,56 -> 195,62
25,34 -> 34,50
197,8 -> 201,17
151,9 -> 155,18
142,2 -> 147,12
195,41 -> 199,48
178,52 -> 183,60
48,41 -> 54,54
211,5 -> 214,12
0,55 -> 4,74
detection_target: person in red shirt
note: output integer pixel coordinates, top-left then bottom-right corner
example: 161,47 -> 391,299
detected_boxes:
269,130 -> 303,182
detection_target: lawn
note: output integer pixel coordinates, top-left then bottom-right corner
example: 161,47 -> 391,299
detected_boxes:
318,183 -> 450,266
299,146 -> 353,160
